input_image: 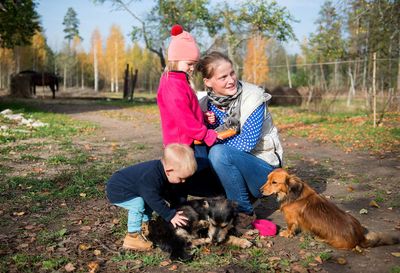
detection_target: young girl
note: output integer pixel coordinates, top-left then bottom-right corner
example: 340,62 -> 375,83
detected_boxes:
157,24 -> 218,149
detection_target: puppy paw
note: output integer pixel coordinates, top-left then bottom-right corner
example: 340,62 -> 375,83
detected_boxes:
279,229 -> 293,238
239,239 -> 253,248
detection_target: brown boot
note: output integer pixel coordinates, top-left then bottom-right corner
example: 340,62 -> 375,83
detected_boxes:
141,221 -> 149,237
122,232 -> 152,251
237,212 -> 257,231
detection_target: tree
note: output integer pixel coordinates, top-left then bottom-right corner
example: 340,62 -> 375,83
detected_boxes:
0,0 -> 41,48
94,0 -> 295,70
104,24 -> 126,92
243,35 -> 269,85
31,30 -> 47,71
62,7 -> 82,46
90,28 -> 103,91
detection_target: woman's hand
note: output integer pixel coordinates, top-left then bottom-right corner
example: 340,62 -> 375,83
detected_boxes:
170,211 -> 188,228
204,111 -> 216,125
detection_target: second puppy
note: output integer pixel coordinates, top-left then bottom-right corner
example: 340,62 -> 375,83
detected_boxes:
148,197 -> 252,261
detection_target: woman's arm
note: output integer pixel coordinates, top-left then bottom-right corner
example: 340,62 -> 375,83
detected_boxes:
217,104 -> 265,152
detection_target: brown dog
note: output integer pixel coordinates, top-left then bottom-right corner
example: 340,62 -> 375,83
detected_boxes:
260,168 -> 399,249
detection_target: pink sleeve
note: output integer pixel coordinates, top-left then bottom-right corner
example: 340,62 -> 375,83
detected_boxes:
161,84 -> 217,146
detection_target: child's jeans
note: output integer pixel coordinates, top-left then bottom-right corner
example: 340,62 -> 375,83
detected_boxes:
113,197 -> 153,233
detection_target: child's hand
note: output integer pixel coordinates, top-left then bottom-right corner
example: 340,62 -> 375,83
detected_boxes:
170,211 -> 188,228
204,111 -> 216,125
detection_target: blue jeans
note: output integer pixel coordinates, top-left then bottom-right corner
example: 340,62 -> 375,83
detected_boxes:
208,144 -> 275,214
114,197 -> 153,233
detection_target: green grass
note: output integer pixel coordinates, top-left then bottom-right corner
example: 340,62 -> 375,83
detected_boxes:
37,228 -> 67,245
0,101 -> 97,144
272,107 -> 399,154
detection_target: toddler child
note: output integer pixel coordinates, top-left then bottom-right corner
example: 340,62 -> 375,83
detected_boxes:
106,143 -> 197,251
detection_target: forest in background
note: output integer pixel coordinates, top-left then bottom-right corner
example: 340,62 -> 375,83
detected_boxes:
0,0 -> 399,105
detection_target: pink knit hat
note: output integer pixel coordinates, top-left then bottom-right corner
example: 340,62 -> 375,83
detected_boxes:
167,25 -> 200,62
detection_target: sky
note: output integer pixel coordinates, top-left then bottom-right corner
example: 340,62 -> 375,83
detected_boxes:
37,0 -> 326,55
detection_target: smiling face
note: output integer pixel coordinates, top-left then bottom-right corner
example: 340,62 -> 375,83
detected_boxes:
203,60 -> 238,96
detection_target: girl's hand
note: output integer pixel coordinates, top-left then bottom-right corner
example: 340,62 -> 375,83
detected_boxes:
170,211 -> 188,228
204,111 -> 216,125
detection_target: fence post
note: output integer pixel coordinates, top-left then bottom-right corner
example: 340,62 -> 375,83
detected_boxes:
372,52 -> 377,128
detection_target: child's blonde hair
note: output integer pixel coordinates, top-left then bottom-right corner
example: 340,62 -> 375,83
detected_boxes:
164,61 -> 179,72
162,143 -> 197,175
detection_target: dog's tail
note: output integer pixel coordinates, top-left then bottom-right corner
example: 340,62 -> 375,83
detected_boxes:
362,231 -> 400,247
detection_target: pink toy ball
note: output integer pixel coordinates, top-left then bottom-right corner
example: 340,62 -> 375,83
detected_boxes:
252,219 -> 277,237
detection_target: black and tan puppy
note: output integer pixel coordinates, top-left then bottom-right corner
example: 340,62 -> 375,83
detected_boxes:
148,197 -> 252,261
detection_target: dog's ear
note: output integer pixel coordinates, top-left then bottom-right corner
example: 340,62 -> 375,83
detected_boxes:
287,175 -> 303,200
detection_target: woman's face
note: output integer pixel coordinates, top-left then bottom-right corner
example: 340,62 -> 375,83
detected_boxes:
204,60 -> 237,96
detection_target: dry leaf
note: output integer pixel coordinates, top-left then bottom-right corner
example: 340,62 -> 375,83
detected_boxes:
24,225 -> 35,230
160,260 -> 172,267
315,255 -> 323,263
80,226 -> 91,231
391,252 -> 400,257
65,262 -> 76,272
112,218 -> 120,224
336,257 -> 347,265
79,193 -> 87,198
369,200 -> 380,208
268,256 -> 281,262
291,263 -> 308,273
347,186 -> 354,192
79,243 -> 90,251
93,249 -> 101,256
359,208 -> 368,214
88,261 -> 100,273
13,211 -> 25,216
168,264 -> 178,271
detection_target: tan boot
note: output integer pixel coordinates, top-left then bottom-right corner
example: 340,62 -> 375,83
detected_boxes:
141,221 -> 149,237
122,232 -> 152,251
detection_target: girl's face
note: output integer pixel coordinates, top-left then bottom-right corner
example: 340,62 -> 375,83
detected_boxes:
177,60 -> 197,75
203,60 -> 237,96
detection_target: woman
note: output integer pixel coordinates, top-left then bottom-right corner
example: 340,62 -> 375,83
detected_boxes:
197,51 -> 283,227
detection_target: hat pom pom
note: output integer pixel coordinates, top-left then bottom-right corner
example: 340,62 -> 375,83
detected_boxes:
171,24 -> 183,36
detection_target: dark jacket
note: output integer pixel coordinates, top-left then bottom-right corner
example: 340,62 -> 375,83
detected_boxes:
106,160 -> 176,222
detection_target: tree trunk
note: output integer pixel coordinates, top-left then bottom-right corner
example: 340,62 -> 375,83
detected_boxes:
93,45 -> 98,91
372,52 -> 377,127
286,54 -> 292,88
347,66 -> 355,107
63,64 -> 67,91
81,63 -> 84,90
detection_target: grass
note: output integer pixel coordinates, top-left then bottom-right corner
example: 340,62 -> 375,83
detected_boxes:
272,107 -> 399,154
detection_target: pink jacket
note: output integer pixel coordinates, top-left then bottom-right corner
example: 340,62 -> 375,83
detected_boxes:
157,71 -> 217,147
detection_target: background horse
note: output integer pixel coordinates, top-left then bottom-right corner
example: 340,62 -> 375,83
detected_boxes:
19,70 -> 59,99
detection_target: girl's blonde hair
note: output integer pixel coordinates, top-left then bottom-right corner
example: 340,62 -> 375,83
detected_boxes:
162,143 -> 197,175
164,61 -> 179,72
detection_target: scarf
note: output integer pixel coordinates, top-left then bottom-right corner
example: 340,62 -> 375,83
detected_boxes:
207,82 -> 242,133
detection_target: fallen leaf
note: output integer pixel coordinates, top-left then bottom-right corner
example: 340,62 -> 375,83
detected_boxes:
13,211 -> 25,216
79,193 -> 87,198
336,257 -> 347,265
347,186 -> 354,192
24,225 -> 35,230
160,260 -> 172,267
315,255 -> 323,263
168,264 -> 178,271
369,200 -> 380,208
268,256 -> 281,262
79,243 -> 90,251
88,261 -> 100,273
112,218 -> 120,224
80,226 -> 91,231
359,208 -> 368,214
291,263 -> 308,273
65,262 -> 76,272
93,249 -> 101,256
391,252 -> 400,257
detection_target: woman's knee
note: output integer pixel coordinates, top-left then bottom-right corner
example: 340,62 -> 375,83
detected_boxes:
209,145 -> 229,164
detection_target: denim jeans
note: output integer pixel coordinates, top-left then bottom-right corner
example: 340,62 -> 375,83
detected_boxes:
114,197 -> 153,233
208,144 -> 275,214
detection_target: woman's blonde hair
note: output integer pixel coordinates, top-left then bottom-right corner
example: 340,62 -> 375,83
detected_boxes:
162,143 -> 197,175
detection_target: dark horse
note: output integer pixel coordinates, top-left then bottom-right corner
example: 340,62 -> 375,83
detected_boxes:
19,70 -> 59,99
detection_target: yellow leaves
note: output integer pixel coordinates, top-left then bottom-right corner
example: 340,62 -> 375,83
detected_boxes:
369,200 -> 380,208
243,35 -> 269,85
79,243 -> 91,251
336,257 -> 347,265
88,261 -> 100,273
13,211 -> 26,216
